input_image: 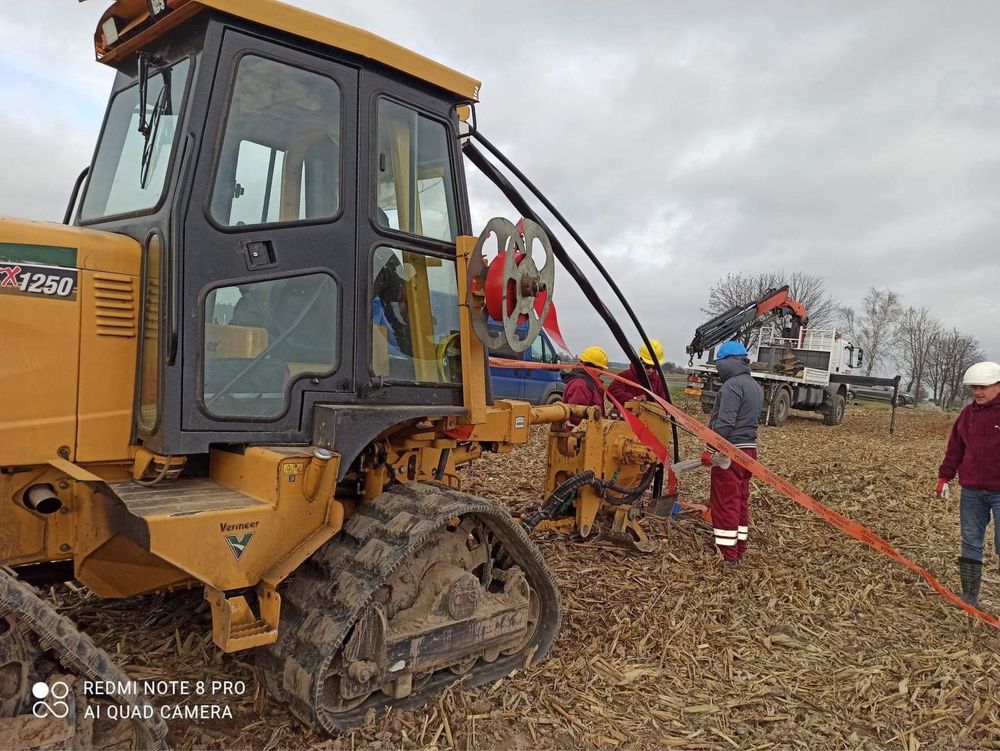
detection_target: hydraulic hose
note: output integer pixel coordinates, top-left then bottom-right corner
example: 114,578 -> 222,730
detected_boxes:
521,470 -> 596,533
521,462 -> 658,532
603,464 -> 658,505
463,138 -> 680,464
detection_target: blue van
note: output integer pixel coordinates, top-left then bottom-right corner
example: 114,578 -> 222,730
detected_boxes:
487,323 -> 565,404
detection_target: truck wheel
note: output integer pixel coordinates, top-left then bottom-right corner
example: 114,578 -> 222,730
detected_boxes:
823,393 -> 846,425
767,389 -> 790,427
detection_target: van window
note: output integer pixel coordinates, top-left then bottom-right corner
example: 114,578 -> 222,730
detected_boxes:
487,324 -> 518,359
528,333 -> 558,364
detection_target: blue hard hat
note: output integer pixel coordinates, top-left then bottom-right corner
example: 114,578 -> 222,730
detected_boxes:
716,341 -> 749,360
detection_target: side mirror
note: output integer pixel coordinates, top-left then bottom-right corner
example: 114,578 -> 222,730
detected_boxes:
856,349 -> 864,368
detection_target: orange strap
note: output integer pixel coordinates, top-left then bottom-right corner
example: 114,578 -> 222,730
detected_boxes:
488,356 -> 1000,628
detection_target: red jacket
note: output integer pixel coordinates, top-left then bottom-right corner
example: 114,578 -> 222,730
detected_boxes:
939,395 -> 1000,490
562,369 -> 604,424
608,364 -> 667,404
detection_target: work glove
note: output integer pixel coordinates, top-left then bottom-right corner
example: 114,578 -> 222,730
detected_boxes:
936,479 -> 950,500
700,449 -> 715,467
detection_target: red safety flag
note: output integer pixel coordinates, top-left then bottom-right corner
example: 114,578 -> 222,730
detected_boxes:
537,294 -> 571,355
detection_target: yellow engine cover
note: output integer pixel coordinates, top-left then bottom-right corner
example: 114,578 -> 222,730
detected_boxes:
0,217 -> 140,465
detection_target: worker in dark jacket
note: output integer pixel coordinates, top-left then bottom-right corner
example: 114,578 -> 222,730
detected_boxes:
702,341 -> 764,565
608,339 -> 668,403
561,346 -> 608,425
936,361 -> 1000,607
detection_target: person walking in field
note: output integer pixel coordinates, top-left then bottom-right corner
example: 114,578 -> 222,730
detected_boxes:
561,346 -> 608,425
702,341 -> 764,566
608,338 -> 669,403
936,361 -> 1000,607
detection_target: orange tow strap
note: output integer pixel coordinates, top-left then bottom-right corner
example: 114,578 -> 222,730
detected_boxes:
489,356 -> 1000,628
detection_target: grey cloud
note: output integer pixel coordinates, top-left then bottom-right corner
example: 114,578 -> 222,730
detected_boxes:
2,0 -> 998,365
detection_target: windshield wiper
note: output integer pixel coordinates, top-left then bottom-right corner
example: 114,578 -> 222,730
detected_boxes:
137,52 -> 173,189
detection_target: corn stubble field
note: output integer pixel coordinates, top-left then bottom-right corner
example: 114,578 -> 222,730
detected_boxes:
57,404 -> 1000,750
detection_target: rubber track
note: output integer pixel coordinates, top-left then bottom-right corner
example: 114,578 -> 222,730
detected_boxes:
256,482 -> 561,734
0,569 -> 169,750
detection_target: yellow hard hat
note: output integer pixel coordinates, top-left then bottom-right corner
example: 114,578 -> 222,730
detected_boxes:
639,339 -> 666,366
579,345 -> 608,369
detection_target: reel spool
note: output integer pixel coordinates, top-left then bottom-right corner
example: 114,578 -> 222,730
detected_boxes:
468,217 -> 555,353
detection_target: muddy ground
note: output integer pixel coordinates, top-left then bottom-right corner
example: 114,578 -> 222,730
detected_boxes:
57,404 -> 1000,750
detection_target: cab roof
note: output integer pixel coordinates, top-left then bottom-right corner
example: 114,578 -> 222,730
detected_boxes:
96,0 -> 481,102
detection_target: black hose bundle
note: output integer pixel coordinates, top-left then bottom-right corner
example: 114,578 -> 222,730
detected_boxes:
520,462 -> 659,534
521,470 -> 596,533
602,464 -> 658,505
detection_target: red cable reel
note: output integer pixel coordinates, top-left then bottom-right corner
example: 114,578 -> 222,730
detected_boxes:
468,217 -> 555,353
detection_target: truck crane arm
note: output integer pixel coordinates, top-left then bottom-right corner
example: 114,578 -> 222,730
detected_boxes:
686,285 -> 809,360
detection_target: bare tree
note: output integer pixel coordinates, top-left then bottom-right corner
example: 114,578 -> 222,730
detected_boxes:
847,287 -> 903,376
702,271 -> 840,348
894,306 -> 942,400
783,272 -> 840,329
840,305 -> 856,341
926,335 -> 948,406
927,329 -> 984,409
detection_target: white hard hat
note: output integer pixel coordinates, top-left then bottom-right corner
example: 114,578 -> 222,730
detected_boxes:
962,361 -> 1000,386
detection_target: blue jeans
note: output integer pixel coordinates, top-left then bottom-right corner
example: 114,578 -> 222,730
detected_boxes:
960,488 -> 1000,561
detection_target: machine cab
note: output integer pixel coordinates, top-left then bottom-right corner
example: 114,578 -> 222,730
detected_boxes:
76,1 -> 479,459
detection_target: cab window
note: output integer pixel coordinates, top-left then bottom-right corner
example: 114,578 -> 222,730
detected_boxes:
375,100 -> 457,242
371,247 -> 460,384
202,274 -> 338,418
210,56 -> 342,227
137,235 -> 162,430
81,58 -> 191,221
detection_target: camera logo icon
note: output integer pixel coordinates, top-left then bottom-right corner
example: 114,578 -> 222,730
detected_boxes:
31,681 -> 70,719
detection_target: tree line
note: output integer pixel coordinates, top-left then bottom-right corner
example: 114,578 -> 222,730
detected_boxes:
841,289 -> 983,409
702,273 -> 984,409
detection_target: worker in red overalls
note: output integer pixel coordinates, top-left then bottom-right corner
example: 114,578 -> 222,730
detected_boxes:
701,341 -> 764,565
608,339 -> 668,404
561,346 -> 608,425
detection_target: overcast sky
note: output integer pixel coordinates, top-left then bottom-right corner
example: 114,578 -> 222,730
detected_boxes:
2,1 -> 998,370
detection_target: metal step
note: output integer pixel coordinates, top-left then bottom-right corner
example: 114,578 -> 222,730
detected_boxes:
105,479 -> 266,518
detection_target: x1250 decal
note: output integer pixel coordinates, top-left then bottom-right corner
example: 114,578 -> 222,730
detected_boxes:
0,262 -> 78,301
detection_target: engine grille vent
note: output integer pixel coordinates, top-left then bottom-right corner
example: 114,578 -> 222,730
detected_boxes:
94,273 -> 136,338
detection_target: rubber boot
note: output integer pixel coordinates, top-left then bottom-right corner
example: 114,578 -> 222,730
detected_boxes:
958,557 -> 983,607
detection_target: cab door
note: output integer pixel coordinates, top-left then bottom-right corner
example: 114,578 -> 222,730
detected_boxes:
180,31 -> 358,436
